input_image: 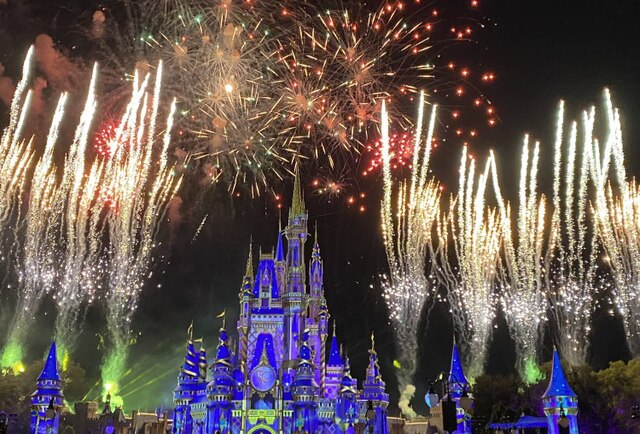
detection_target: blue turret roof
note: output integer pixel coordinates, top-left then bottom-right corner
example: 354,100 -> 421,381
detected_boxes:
275,230 -> 285,262
198,346 -> 208,380
340,356 -> 356,393
449,342 -> 469,386
214,329 -> 232,366
181,341 -> 199,378
38,342 -> 60,382
328,328 -> 342,366
543,350 -> 576,399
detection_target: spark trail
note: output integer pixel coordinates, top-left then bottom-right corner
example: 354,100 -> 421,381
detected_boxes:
381,93 -> 441,418
545,101 -> 599,367
436,148 -> 502,380
591,90 -> 640,356
494,138 -> 547,382
100,63 -> 181,406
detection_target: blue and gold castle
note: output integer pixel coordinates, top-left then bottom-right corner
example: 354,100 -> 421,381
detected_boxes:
172,178 -> 389,434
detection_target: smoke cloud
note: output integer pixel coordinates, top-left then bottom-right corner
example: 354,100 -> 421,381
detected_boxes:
0,63 -> 14,107
398,383 -> 419,420
34,34 -> 82,92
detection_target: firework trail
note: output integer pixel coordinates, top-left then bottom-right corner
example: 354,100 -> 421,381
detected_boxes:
545,101 -> 599,367
1,56 -> 105,369
99,63 -> 181,406
493,138 -> 548,382
381,93 -> 441,418
435,148 -> 502,380
590,90 -> 640,356
52,65 -> 108,360
2,90 -> 70,370
0,47 -> 36,254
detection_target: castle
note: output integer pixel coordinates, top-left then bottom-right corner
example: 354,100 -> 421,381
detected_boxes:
171,177 -> 390,434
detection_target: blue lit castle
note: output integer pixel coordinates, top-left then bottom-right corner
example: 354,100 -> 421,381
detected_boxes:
172,178 -> 390,434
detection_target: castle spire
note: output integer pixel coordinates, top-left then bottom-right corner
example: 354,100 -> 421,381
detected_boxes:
290,167 -> 305,216
327,323 -> 342,366
245,239 -> 253,279
543,350 -> 576,399
449,340 -> 469,386
38,342 -> 61,382
275,224 -> 285,262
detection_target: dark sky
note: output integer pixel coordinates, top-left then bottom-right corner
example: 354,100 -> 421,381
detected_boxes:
1,0 -> 640,414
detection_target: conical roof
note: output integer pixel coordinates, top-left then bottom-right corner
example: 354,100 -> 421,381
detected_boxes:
543,350 -> 576,398
328,331 -> 342,366
448,342 -> 469,385
38,342 -> 60,382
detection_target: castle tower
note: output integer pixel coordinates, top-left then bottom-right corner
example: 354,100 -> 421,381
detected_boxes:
543,350 -> 579,434
361,334 -> 389,434
307,225 -> 329,390
282,171 -> 309,369
30,342 -> 64,434
237,243 -> 253,364
324,324 -> 344,400
448,341 -> 471,434
173,331 -> 199,434
206,328 -> 236,434
275,222 -> 286,291
336,355 -> 358,434
291,330 -> 319,434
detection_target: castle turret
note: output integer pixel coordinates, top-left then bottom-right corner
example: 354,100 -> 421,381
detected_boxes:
307,225 -> 329,391
173,329 -> 199,434
543,350 -> 579,434
360,334 -> 389,434
336,355 -> 358,434
291,330 -> 319,433
30,342 -> 64,434
324,324 -> 344,400
238,242 -> 253,364
448,341 -> 472,433
275,221 -> 286,290
283,171 -> 309,367
206,328 -> 236,434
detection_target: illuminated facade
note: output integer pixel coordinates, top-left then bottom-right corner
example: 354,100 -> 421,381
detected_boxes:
173,177 -> 390,434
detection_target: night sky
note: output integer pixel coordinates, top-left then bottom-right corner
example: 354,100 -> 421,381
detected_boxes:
1,0 -> 640,414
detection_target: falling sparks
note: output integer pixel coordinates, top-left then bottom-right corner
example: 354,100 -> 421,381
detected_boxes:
381,92 -> 441,418
0,51 -> 181,395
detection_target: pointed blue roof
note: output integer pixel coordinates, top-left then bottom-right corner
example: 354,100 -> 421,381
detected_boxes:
328,333 -> 342,366
275,231 -> 285,262
181,341 -> 199,377
214,329 -> 232,365
543,350 -> 576,398
38,342 -> 60,382
449,342 -> 469,385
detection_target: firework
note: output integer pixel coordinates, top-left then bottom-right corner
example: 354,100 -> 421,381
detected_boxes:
86,0 -> 494,194
380,93 -> 441,418
544,100 -> 600,367
0,47 -> 36,255
494,138 -> 548,382
100,63 -> 181,406
591,90 -> 640,356
436,147 -> 502,380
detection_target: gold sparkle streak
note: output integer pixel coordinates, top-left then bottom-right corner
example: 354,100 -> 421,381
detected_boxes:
381,92 -> 441,398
